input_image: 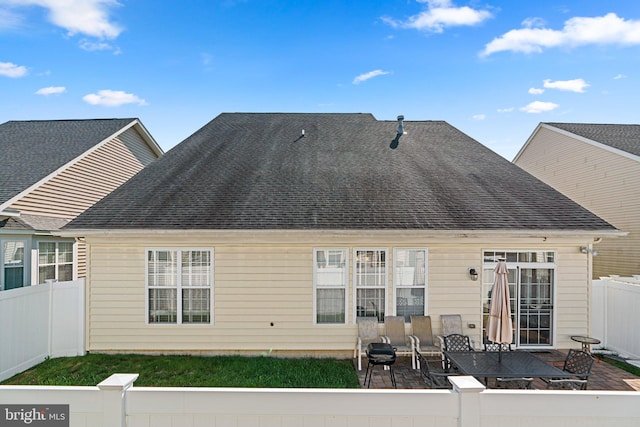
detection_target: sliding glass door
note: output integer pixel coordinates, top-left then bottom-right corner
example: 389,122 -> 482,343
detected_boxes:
482,251 -> 555,348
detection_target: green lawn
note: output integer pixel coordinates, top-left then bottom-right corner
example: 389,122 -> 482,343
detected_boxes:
1,354 -> 361,388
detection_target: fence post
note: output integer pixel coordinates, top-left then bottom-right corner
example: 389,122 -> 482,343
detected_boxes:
97,374 -> 139,427
449,376 -> 485,427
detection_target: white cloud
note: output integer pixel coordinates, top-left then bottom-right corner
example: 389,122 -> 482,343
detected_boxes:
82,89 -> 147,107
79,39 -> 120,54
481,13 -> 640,56
520,101 -> 559,114
382,0 -> 492,33
0,7 -> 23,28
35,86 -> 65,95
353,69 -> 391,85
528,87 -> 544,95
543,78 -> 589,93
2,0 -> 123,39
497,107 -> 514,113
614,74 -> 627,79
472,114 -> 486,120
0,61 -> 27,77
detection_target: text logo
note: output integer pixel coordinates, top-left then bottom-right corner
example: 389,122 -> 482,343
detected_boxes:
0,405 -> 69,426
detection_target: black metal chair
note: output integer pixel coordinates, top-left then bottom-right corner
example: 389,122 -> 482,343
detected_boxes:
483,342 -> 513,352
544,349 -> 594,390
494,377 -> 534,389
416,351 -> 458,389
442,334 -> 474,370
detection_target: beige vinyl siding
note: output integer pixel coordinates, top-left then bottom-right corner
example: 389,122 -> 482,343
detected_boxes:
516,126 -> 640,277
10,127 -> 158,220
84,233 -> 589,355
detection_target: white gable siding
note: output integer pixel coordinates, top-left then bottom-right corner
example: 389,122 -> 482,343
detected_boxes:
84,233 -> 590,355
516,126 -> 640,278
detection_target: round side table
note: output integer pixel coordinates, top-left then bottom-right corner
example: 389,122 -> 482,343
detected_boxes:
570,335 -> 601,353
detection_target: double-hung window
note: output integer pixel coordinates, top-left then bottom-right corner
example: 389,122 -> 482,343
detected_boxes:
314,248 -> 347,324
2,240 -> 25,290
355,249 -> 387,322
38,241 -> 73,284
147,249 -> 213,324
394,248 -> 427,321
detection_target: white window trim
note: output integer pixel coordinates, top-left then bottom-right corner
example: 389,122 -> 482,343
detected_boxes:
313,248 -> 348,325
1,238 -> 28,291
145,248 -> 214,326
392,248 -> 428,317
353,247 -> 388,323
35,239 -> 76,284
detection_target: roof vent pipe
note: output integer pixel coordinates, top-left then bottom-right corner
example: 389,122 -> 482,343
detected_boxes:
397,115 -> 405,136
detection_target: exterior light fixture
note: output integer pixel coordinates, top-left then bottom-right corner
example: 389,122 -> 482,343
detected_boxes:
580,246 -> 598,256
468,268 -> 479,281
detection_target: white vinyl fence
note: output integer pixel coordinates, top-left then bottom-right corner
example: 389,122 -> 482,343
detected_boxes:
592,277 -> 640,360
1,375 -> 639,427
0,279 -> 85,382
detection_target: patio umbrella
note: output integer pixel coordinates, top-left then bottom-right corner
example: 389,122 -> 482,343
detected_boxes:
487,259 -> 513,361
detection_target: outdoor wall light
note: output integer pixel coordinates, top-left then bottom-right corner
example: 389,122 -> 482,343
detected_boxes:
468,268 -> 479,281
580,246 -> 599,256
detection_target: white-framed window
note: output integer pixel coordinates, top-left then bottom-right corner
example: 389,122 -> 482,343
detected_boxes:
482,250 -> 556,348
147,248 -> 213,324
1,239 -> 26,291
354,248 -> 387,322
394,248 -> 427,322
313,248 -> 348,324
38,241 -> 74,284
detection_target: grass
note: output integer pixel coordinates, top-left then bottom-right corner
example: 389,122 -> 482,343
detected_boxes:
1,353 -> 361,388
596,355 -> 640,377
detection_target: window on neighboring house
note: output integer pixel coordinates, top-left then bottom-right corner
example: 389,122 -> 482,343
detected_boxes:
2,240 -> 25,290
355,249 -> 387,322
394,248 -> 427,322
482,250 -> 556,347
38,241 -> 73,284
314,248 -> 347,324
147,249 -> 213,324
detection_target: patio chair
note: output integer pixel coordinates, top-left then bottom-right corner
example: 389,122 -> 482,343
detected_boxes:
382,316 -> 414,366
543,349 -> 594,390
409,315 -> 441,369
484,342 -> 513,352
545,379 -> 589,390
354,317 -> 384,371
416,350 -> 458,389
494,377 -> 534,389
437,314 -> 475,348
442,334 -> 474,370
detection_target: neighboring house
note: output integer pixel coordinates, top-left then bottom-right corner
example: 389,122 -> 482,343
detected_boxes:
0,118 -> 162,291
514,123 -> 640,279
62,113 -> 622,357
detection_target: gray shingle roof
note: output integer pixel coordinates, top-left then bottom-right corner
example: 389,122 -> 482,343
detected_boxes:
0,118 -> 138,206
546,123 -> 640,157
66,113 -> 615,231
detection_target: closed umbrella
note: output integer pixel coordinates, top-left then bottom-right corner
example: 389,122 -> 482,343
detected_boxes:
488,259 -> 513,361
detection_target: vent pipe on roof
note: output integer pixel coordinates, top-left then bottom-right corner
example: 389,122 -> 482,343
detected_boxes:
390,115 -> 405,150
397,115 -> 404,136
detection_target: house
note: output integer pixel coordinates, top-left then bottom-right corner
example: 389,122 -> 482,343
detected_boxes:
514,123 -> 640,279
0,118 -> 162,291
61,113 -> 622,357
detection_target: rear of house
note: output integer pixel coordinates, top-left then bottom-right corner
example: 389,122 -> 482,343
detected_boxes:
63,113 -> 621,356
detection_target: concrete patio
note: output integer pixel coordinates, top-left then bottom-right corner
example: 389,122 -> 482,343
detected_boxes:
357,350 -> 640,391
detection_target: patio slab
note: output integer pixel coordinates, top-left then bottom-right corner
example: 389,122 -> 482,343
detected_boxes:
357,350 -> 640,391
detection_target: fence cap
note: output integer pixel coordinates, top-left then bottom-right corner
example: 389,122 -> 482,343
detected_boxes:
98,373 -> 139,390
449,376 -> 485,393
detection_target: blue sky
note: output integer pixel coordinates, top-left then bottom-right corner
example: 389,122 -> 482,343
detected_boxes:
1,1 -> 639,160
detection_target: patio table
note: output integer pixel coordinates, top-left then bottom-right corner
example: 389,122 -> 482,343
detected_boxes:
570,335 -> 601,354
444,351 -> 572,384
